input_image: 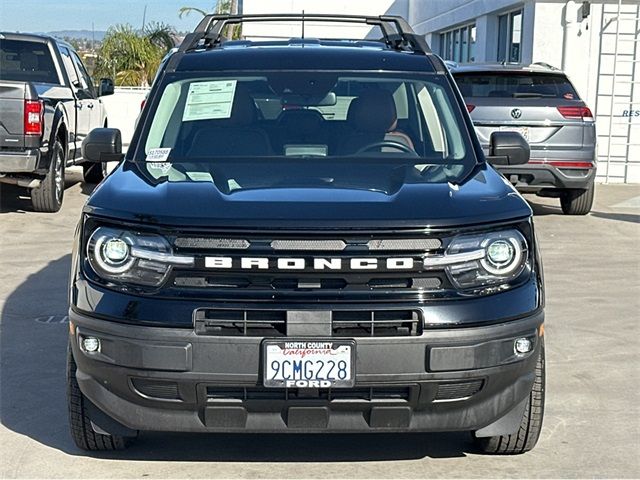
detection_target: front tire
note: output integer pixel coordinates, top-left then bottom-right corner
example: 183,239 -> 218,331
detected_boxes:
31,140 -> 64,212
473,338 -> 545,455
560,182 -> 595,215
67,345 -> 136,451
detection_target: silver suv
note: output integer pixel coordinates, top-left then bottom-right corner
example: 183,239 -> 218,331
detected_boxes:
451,63 -> 596,215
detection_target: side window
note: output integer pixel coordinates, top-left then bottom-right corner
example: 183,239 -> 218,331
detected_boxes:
145,82 -> 182,153
59,47 -> 79,87
70,51 -> 95,97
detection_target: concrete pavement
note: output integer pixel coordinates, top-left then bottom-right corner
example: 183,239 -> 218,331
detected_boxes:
0,171 -> 638,478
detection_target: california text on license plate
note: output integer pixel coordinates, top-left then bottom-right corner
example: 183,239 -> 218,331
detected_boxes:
263,340 -> 356,388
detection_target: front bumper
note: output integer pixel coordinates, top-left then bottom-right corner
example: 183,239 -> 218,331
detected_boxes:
70,309 -> 544,434
0,149 -> 40,173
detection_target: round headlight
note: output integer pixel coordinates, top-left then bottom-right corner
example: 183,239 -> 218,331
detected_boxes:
91,232 -> 135,274
486,240 -> 515,265
103,238 -> 129,264
481,237 -> 523,275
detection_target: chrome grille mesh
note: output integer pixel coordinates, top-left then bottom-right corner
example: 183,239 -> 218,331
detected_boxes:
366,238 -> 442,251
270,239 -> 347,251
174,237 -> 249,249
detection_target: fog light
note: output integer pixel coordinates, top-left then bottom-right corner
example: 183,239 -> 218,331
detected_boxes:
82,337 -> 100,353
514,337 -> 532,354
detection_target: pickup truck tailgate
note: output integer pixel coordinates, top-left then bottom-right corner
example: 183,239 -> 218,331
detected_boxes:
0,81 -> 27,148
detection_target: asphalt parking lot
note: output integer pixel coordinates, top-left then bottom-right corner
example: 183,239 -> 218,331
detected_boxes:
0,169 -> 638,478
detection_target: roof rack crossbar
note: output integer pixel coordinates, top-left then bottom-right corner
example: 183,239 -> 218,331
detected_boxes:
178,13 -> 431,54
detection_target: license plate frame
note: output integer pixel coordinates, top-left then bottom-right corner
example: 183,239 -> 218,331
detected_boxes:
262,339 -> 356,388
499,125 -> 530,142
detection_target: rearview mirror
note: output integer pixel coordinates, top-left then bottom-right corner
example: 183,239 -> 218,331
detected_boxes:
486,131 -> 530,166
82,128 -> 123,163
98,78 -> 115,97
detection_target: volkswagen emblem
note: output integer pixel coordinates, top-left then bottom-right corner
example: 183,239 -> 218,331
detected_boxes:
511,108 -> 522,119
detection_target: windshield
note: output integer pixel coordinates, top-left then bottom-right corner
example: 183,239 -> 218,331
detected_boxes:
133,71 -> 476,190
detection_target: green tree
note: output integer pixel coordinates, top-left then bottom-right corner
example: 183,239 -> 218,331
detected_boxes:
179,0 -> 241,39
94,23 -> 175,87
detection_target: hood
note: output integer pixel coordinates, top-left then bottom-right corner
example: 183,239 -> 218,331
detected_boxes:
85,162 -> 531,229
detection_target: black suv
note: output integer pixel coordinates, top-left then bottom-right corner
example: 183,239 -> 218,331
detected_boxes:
69,15 -> 545,455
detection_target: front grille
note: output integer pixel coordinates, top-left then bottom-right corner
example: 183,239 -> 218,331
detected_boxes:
194,309 -> 287,336
194,308 -> 422,337
434,380 -> 484,401
207,386 -> 412,402
169,231 -> 448,301
174,274 -> 443,291
331,310 -> 422,337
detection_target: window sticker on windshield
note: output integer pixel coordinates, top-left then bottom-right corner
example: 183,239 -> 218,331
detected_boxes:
146,147 -> 172,162
183,80 -> 237,121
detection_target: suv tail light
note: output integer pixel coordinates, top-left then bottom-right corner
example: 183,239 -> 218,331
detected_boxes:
557,106 -> 594,121
24,100 -> 44,136
466,104 -> 476,113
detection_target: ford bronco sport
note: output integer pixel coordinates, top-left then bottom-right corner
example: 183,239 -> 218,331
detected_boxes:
68,14 -> 545,455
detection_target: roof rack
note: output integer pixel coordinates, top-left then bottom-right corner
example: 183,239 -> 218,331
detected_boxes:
177,13 -> 431,55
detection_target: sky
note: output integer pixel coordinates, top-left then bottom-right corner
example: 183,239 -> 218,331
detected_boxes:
0,0 -> 218,33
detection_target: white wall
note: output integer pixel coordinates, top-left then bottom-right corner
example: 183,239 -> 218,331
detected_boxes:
241,0 -> 409,40
100,87 -> 149,146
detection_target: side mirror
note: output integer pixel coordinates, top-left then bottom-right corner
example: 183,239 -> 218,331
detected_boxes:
98,78 -> 114,97
487,131 -> 530,166
82,128 -> 123,162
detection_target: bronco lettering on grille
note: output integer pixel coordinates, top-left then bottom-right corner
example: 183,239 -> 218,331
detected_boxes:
204,257 -> 417,271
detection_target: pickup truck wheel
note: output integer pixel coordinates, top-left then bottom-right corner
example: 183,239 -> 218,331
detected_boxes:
82,162 -> 107,184
67,345 -> 137,451
473,338 -> 545,455
560,182 -> 595,215
31,140 -> 64,212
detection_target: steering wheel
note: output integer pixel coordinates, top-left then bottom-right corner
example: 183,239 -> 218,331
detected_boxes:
356,140 -> 418,156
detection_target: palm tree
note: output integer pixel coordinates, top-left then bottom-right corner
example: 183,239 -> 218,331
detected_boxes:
179,0 -> 241,39
178,0 -> 237,18
94,23 -> 176,87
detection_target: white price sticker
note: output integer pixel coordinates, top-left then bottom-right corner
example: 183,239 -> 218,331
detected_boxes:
183,80 -> 237,121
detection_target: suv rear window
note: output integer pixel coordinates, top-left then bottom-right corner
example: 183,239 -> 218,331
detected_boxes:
454,72 -> 579,100
0,39 -> 60,84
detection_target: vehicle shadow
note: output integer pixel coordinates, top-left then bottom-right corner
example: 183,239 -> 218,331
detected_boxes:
589,211 -> 639,224
523,196 -> 563,216
525,196 -> 639,223
0,255 -> 473,461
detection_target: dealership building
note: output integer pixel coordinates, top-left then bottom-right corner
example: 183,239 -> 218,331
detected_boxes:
242,0 -> 640,183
